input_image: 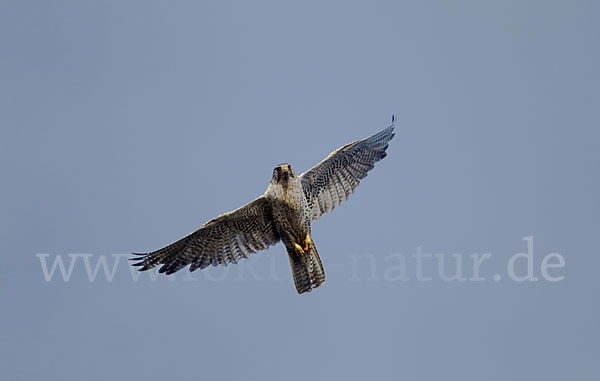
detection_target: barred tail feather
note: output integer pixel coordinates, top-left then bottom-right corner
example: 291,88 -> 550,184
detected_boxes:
287,240 -> 325,294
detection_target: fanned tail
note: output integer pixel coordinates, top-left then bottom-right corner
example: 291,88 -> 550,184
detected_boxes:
287,238 -> 325,294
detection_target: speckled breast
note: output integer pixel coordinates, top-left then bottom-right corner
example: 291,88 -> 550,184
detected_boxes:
271,186 -> 311,243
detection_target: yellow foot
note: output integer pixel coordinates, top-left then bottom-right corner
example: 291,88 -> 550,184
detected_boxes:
303,235 -> 312,255
294,235 -> 312,256
294,243 -> 305,256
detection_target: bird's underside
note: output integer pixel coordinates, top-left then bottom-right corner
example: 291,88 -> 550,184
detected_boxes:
131,116 -> 396,294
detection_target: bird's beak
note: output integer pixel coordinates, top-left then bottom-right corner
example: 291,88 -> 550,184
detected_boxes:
282,167 -> 289,175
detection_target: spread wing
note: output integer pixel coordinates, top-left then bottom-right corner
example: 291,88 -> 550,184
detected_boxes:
300,116 -> 395,221
130,196 -> 280,274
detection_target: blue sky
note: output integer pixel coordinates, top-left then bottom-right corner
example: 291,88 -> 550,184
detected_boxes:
1,1 -> 598,380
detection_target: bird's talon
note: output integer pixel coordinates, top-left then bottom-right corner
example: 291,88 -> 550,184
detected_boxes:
303,236 -> 312,254
294,243 -> 305,255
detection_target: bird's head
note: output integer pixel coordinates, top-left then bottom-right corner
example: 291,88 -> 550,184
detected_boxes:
272,163 -> 295,186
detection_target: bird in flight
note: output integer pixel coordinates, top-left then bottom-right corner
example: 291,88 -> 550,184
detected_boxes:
131,116 -> 396,294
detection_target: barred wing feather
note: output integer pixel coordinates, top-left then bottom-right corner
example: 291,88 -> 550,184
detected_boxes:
300,117 -> 395,221
130,196 -> 280,274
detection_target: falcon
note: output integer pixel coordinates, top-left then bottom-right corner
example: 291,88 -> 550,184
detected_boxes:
131,116 -> 396,294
